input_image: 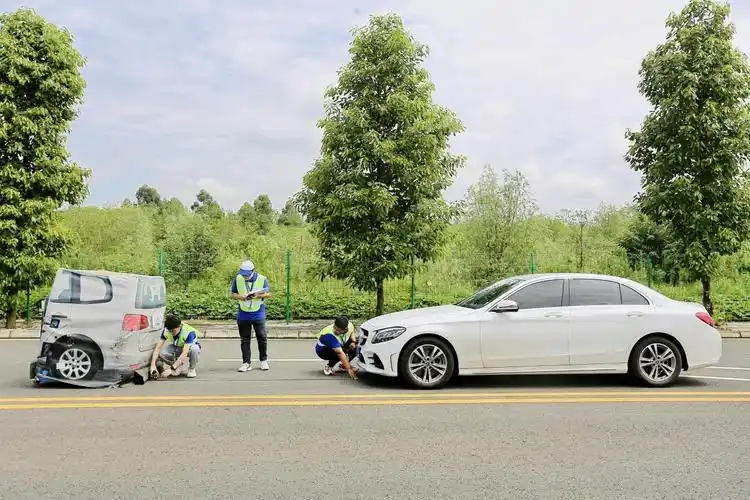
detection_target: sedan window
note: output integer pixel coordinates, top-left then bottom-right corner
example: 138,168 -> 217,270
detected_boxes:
507,279 -> 564,309
456,278 -> 526,309
620,284 -> 649,305
570,279 -> 621,306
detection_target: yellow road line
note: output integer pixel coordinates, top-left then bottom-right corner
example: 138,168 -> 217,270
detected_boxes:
1,390 -> 749,404
1,396 -> 749,410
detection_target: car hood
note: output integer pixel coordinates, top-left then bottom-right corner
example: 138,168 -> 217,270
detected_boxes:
361,305 -> 474,331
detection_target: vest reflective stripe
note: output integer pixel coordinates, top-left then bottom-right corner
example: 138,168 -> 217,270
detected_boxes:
163,323 -> 199,348
316,323 -> 355,347
236,273 -> 267,313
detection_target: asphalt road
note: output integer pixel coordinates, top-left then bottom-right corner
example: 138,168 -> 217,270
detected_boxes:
0,339 -> 749,499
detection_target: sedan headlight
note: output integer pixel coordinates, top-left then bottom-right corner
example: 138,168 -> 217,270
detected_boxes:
371,326 -> 406,344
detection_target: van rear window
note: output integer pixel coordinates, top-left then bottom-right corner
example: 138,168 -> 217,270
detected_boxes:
135,277 -> 166,309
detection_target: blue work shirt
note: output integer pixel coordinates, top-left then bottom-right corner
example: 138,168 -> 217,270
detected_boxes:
315,333 -> 341,355
231,272 -> 270,321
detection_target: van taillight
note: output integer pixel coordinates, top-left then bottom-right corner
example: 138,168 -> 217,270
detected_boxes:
695,312 -> 715,327
123,314 -> 149,331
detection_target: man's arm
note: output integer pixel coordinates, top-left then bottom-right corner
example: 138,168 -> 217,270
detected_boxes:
150,338 -> 165,368
332,347 -> 357,379
254,278 -> 271,299
173,332 -> 198,367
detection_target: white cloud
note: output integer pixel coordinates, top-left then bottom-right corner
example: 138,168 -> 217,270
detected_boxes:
11,0 -> 750,213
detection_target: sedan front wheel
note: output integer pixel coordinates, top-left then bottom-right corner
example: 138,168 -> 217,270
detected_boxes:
398,337 -> 455,390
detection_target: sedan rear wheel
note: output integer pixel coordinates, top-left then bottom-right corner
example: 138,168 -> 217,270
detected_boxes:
399,337 -> 455,390
629,336 -> 682,387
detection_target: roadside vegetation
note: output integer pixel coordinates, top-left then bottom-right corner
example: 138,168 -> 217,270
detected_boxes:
1,1 -> 748,326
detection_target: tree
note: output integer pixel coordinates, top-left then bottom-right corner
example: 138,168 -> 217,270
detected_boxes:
278,198 -> 303,227
625,0 -> 750,315
253,194 -> 275,233
237,201 -> 257,227
190,189 -> 223,220
135,184 -> 162,207
559,209 -> 591,272
619,212 -> 680,285
0,9 -> 89,327
296,13 -> 464,315
462,166 -> 537,286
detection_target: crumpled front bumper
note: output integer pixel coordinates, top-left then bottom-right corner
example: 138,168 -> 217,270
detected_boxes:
29,354 -> 146,388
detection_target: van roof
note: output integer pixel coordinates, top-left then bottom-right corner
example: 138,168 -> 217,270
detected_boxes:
60,268 -> 163,280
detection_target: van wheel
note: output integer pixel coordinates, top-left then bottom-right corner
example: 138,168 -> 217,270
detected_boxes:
54,343 -> 101,381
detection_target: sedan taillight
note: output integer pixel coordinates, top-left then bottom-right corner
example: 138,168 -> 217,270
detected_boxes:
695,312 -> 715,327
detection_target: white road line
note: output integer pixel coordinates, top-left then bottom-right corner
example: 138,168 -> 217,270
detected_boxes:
706,366 -> 750,371
683,375 -> 750,383
216,358 -> 320,363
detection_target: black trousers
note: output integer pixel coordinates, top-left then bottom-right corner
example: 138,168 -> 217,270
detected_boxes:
316,344 -> 358,367
237,319 -> 268,363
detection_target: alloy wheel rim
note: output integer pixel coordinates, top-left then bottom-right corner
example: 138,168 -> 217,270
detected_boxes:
638,342 -> 676,383
408,344 -> 448,384
58,348 -> 92,380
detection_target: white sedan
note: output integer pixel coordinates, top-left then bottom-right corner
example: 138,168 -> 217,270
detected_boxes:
356,273 -> 722,389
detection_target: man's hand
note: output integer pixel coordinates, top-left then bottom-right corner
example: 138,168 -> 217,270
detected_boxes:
347,366 -> 358,380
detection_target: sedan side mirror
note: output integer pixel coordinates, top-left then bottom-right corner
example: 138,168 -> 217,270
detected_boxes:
492,299 -> 519,313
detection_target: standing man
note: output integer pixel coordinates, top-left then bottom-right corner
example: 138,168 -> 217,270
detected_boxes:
315,316 -> 359,379
231,259 -> 271,372
149,314 -> 201,379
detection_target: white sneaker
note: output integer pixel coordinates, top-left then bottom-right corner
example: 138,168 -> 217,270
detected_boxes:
260,360 -> 269,371
322,365 -> 334,376
238,363 -> 252,372
187,369 -> 197,378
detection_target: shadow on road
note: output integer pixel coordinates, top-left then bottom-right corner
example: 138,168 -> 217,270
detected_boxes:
355,372 -> 710,390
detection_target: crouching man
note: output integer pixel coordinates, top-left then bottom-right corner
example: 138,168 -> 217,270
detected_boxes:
315,316 -> 358,379
150,314 -> 201,379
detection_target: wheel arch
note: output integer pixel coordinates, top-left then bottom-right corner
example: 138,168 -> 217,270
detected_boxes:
630,332 -> 688,370
53,334 -> 104,365
398,333 -> 460,379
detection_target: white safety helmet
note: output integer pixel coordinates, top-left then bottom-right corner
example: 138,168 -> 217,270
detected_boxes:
239,260 -> 255,277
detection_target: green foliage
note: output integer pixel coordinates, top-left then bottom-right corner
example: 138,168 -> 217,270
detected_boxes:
190,189 -> 223,220
163,217 -> 219,286
135,184 -> 162,207
0,8 -> 89,326
253,194 -> 275,233
461,166 -> 537,287
278,198 -> 303,227
296,13 -> 464,315
626,0 -> 750,314
58,206 -> 157,274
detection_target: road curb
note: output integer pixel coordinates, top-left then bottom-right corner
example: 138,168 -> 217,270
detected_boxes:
0,322 -> 747,340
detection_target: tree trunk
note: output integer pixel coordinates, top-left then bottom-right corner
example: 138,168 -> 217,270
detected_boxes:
375,280 -> 384,317
5,303 -> 17,329
701,277 -> 713,317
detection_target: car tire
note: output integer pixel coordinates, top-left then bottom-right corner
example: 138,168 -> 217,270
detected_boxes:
53,342 -> 102,381
628,336 -> 682,387
398,336 -> 455,390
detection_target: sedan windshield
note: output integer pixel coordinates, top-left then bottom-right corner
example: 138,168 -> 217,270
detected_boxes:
456,278 -> 526,309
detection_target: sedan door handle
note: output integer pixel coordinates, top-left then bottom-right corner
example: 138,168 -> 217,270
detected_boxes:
544,312 -> 563,318
626,311 -> 643,318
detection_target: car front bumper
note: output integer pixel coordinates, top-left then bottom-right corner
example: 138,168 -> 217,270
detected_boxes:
356,332 -> 402,378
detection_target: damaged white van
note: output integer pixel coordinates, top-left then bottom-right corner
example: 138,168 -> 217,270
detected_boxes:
29,268 -> 167,387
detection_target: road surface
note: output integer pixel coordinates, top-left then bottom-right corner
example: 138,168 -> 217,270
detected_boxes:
0,339 -> 749,499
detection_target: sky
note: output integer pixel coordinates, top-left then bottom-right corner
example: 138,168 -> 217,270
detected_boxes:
4,0 -> 750,214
